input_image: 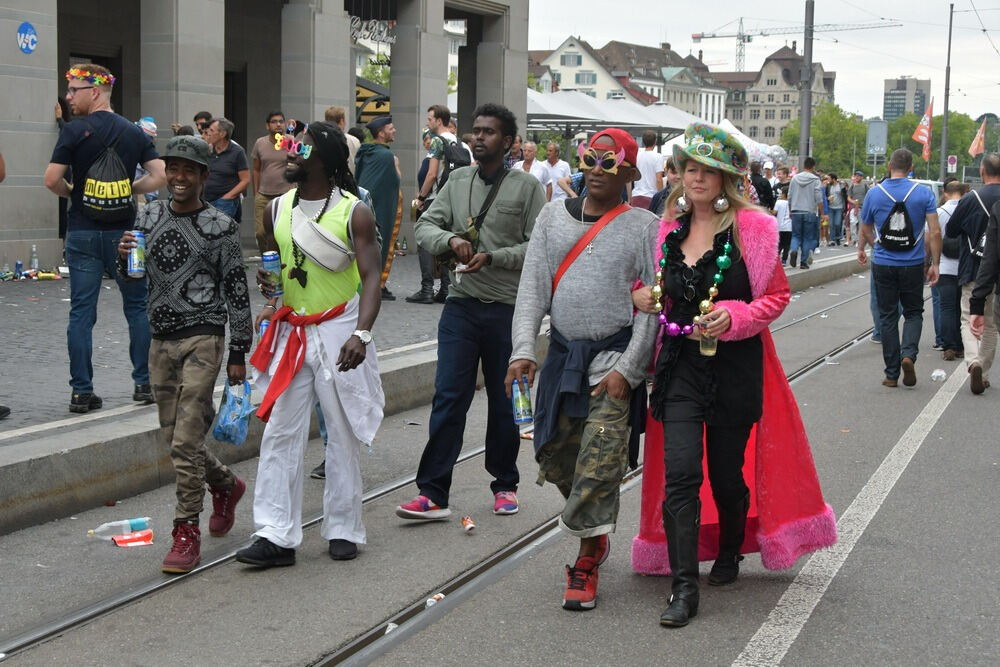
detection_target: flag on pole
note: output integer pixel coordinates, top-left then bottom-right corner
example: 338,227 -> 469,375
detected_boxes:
912,99 -> 933,162
969,119 -> 987,158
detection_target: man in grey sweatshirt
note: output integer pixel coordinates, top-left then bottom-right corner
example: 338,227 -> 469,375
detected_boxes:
506,128 -> 658,612
787,157 -> 825,269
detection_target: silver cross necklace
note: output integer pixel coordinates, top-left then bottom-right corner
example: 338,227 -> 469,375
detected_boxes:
579,196 -> 594,254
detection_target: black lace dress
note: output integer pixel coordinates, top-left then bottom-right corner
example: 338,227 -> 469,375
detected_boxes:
649,219 -> 764,426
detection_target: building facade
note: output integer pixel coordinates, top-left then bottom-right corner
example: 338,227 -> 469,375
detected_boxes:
883,76 -> 931,122
0,0 -> 528,265
714,45 -> 835,143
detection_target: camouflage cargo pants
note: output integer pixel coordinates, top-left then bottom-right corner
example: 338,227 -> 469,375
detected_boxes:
537,391 -> 631,537
150,335 -> 235,522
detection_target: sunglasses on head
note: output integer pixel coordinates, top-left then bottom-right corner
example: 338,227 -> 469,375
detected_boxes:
577,144 -> 627,175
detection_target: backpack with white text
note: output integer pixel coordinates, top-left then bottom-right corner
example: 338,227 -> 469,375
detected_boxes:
874,182 -> 921,251
80,123 -> 136,223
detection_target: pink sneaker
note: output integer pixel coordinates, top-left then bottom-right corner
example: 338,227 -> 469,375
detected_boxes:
395,495 -> 452,520
493,491 -> 519,515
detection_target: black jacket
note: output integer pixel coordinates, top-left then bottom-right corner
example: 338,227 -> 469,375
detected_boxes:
751,173 -> 775,210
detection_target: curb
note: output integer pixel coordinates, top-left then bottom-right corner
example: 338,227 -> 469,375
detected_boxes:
0,256 -> 858,535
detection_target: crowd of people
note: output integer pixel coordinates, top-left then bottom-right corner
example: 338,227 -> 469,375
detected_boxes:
14,61 -> 1000,627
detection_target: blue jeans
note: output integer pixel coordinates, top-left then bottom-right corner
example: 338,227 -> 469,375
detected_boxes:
790,212 -> 819,265
209,197 -> 238,220
65,230 -> 150,393
416,298 -> 519,506
828,208 -> 844,244
937,275 -> 962,351
873,263 -> 925,380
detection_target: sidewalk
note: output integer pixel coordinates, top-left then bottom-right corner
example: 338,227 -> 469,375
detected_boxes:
0,251 -> 442,432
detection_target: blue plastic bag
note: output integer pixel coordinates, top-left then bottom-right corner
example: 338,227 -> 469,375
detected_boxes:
213,381 -> 254,445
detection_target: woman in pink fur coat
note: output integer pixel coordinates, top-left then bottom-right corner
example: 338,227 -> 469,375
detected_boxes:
631,124 -> 837,628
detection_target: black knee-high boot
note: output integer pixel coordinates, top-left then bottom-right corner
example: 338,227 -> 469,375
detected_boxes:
660,499 -> 700,627
708,491 -> 749,586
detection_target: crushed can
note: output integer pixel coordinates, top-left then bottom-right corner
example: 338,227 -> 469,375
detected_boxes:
461,516 -> 476,533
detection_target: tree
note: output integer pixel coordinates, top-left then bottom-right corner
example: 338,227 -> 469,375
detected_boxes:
360,60 -> 390,88
447,70 -> 457,95
780,102 -> 867,177
886,111 -> 979,179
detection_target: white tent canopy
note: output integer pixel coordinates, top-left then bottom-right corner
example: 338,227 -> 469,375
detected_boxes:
718,119 -> 788,165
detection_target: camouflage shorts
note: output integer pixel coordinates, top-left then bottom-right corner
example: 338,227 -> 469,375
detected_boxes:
536,391 -> 631,537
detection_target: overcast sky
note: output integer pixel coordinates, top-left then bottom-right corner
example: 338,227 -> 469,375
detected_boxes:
527,0 -> 999,120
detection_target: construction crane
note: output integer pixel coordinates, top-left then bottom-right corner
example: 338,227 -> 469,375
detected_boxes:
692,18 -> 902,71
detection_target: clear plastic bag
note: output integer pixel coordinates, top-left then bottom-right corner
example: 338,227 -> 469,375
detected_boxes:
212,381 -> 254,445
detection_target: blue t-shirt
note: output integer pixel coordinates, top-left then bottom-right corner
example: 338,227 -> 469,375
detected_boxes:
50,111 -> 159,232
861,178 -> 937,266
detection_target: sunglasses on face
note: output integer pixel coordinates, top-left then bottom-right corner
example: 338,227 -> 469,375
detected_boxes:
273,133 -> 313,159
577,145 -> 627,175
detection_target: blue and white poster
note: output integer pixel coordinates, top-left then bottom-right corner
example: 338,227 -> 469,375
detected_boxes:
16,22 -> 38,55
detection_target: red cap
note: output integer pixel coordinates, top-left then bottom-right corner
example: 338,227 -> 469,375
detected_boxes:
588,128 -> 638,166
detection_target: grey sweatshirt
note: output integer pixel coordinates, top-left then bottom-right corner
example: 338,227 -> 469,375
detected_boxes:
510,201 -> 659,388
788,170 -> 824,213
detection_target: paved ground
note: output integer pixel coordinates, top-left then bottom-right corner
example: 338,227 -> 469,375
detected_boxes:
0,241 -> 861,432
0,250 -> 448,432
9,267 -> 995,667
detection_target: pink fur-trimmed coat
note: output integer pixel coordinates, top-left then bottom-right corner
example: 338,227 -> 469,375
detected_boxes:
631,207 -> 838,575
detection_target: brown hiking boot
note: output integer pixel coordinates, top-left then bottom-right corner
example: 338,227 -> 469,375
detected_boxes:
882,378 -> 898,387
208,476 -> 245,537
162,522 -> 201,574
970,363 -> 986,395
901,357 -> 916,387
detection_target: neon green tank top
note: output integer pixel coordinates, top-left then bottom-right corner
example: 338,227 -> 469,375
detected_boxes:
274,189 -> 361,315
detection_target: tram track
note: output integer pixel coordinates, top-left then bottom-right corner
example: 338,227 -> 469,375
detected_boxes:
0,306 -> 884,662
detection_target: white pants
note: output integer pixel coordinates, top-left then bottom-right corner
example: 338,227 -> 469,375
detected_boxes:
253,325 -> 366,548
960,283 -> 998,381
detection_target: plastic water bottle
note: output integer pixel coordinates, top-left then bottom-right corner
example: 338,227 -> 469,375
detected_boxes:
29,245 -> 39,271
88,517 -> 151,539
931,369 -> 947,382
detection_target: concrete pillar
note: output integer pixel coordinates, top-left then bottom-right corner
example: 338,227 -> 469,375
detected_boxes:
281,0 -> 353,125
140,0 -> 225,155
391,0 -> 447,247
0,0 -> 60,267
477,5 -> 528,137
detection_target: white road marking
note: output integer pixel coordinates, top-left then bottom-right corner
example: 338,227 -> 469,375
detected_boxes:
732,364 -> 967,667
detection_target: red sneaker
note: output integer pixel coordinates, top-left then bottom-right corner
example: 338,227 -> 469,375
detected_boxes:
562,556 -> 600,611
162,522 -> 201,574
208,476 -> 245,537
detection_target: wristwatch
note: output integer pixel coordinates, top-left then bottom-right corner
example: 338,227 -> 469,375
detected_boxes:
352,329 -> 373,345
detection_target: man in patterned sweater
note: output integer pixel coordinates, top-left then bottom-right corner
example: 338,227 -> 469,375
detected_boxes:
118,136 -> 253,574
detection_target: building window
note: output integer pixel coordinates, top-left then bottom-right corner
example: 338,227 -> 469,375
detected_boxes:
748,126 -> 759,138
583,89 -> 596,97
732,108 -> 743,120
767,93 -> 774,103
783,93 -> 791,103
767,78 -> 777,86
750,109 -> 760,120
764,109 -> 775,120
552,71 -> 561,84
449,39 -> 460,55
764,127 -> 776,138
561,52 -> 582,67
780,109 -> 791,120
752,93 -> 759,102
575,71 -> 597,85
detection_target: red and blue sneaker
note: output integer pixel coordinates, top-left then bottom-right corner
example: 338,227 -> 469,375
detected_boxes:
493,491 -> 519,515
395,495 -> 451,521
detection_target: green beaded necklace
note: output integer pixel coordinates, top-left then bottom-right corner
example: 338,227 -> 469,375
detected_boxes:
653,224 -> 734,326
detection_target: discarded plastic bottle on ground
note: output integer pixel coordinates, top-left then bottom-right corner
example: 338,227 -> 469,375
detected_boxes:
29,245 -> 39,271
88,517 -> 151,539
931,369 -> 947,382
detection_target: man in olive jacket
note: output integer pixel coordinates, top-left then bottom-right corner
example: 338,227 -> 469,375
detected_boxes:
396,103 -> 545,521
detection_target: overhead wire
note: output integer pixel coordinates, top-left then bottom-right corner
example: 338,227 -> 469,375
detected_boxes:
969,0 -> 1000,59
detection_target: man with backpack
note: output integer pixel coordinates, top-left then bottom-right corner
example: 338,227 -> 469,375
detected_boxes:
408,105 -> 470,304
945,152 -> 1000,394
858,148 -> 941,388
44,64 -> 165,414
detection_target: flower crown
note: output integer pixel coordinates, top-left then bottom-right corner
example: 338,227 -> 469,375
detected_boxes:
65,67 -> 116,86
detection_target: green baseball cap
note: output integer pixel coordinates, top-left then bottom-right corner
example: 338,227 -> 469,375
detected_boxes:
673,122 -> 748,177
163,135 -> 212,168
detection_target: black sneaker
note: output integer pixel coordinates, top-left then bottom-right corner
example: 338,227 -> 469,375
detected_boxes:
405,290 -> 434,304
433,289 -> 448,303
0,405 -> 9,420
235,537 -> 296,568
310,461 -> 326,480
381,287 -> 396,301
789,251 -> 798,268
328,539 -> 358,561
69,393 -> 103,414
133,384 -> 154,404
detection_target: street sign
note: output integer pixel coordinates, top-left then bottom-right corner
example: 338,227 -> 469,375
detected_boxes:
947,154 -> 958,174
866,119 -> 888,155
866,155 -> 886,166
